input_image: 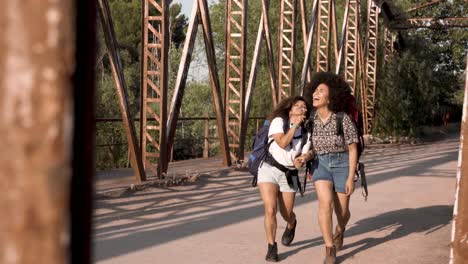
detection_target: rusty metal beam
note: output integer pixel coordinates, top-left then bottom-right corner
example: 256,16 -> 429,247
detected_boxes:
166,0 -> 199,160
358,27 -> 369,134
389,17 -> 468,30
262,0 -> 279,107
344,0 -> 360,94
99,0 -> 146,181
299,0 -> 312,82
450,56 -> 468,264
405,0 -> 446,13
167,0 -> 232,167
140,0 -> 169,178
364,0 -> 379,133
278,0 -> 297,100
0,1 -> 75,262
198,0 -> 232,166
316,0 -> 332,72
335,0 -> 350,75
331,0 -> 339,67
225,0 -> 247,162
243,0 -> 277,148
300,0 -> 319,94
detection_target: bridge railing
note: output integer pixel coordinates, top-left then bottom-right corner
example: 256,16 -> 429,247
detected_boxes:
95,116 -> 266,170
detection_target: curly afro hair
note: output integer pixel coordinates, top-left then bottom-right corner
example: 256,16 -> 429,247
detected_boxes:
303,72 -> 352,113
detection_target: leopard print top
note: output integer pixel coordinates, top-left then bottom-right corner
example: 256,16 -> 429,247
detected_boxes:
311,112 -> 359,154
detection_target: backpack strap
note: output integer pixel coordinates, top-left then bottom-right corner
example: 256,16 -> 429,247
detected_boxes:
300,127 -> 308,149
336,112 -> 344,136
301,111 -> 318,197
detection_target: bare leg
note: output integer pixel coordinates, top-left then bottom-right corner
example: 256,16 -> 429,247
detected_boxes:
333,192 -> 351,232
315,180 -> 335,247
259,183 -> 279,244
278,191 -> 296,229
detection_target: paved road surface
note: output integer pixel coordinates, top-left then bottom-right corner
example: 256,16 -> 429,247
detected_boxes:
94,135 -> 458,264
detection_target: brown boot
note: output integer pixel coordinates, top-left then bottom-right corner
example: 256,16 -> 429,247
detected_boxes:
333,226 -> 345,250
323,245 -> 336,264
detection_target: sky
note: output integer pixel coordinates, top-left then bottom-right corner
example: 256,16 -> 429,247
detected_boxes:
171,0 -> 220,82
172,0 -> 219,17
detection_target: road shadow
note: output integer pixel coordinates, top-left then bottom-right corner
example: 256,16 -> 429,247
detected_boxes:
337,205 -> 453,263
93,138 -> 458,262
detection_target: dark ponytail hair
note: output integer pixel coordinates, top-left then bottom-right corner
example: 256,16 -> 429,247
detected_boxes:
267,96 -> 311,121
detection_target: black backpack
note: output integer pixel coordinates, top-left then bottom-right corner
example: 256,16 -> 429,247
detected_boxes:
247,118 -> 309,190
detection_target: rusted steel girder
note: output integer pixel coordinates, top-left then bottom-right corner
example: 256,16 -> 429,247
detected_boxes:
0,1 -> 74,263
261,0 -> 279,107
167,0 -> 231,167
299,0 -> 313,82
405,0 -> 446,13
198,0 -> 232,166
225,0 -> 247,162
331,0 -> 339,66
140,0 -> 169,178
99,0 -> 146,181
335,0 -> 369,129
334,0 -> 349,75
244,0 -> 278,113
364,0 -> 379,134
300,0 -> 319,94
357,28 -> 369,133
166,0 -> 199,162
278,0 -> 297,100
316,0 -> 332,72
343,0 -> 360,94
450,56 -> 468,264
243,0 -> 277,151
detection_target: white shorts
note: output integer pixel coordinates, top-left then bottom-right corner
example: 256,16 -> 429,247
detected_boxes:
257,162 -> 299,193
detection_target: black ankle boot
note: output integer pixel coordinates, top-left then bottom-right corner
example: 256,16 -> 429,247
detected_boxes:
265,242 -> 278,262
281,219 -> 297,246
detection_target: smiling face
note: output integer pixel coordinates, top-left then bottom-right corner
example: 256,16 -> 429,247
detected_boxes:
312,83 -> 330,109
289,100 -> 307,117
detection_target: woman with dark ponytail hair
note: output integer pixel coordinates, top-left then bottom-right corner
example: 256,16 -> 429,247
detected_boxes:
257,96 -> 314,262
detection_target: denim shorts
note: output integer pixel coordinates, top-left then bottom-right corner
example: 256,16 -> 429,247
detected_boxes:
257,162 -> 299,193
312,152 -> 349,193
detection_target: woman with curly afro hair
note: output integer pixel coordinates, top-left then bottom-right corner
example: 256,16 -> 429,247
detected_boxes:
303,72 -> 359,264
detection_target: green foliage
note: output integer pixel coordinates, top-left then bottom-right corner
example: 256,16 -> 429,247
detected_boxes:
373,0 -> 467,137
96,0 -> 190,169
170,3 -> 188,48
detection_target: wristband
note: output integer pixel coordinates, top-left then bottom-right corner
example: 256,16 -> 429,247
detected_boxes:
291,123 -> 298,129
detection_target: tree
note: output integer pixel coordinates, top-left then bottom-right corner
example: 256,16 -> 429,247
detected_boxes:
170,4 -> 189,49
372,0 -> 467,137
95,0 -> 190,168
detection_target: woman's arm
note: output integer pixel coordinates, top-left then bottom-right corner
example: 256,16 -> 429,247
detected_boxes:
346,143 -> 358,195
271,115 -> 305,149
292,150 -> 314,169
271,126 -> 297,149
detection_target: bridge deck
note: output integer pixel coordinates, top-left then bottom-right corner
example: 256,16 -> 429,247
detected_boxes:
93,134 -> 459,264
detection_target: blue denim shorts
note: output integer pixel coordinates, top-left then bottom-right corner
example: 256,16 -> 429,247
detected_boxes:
312,152 -> 349,193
